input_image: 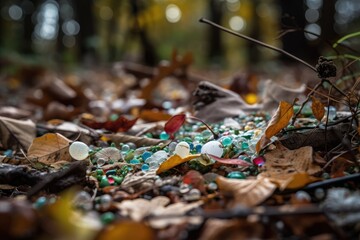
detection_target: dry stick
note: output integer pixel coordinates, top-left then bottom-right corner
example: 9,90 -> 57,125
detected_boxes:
199,18 -> 317,72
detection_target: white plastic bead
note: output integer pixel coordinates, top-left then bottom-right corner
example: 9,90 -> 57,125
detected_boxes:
201,140 -> 223,157
69,141 -> 89,160
174,141 -> 190,158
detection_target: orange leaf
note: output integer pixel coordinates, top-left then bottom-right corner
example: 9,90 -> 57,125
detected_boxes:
156,154 -> 201,174
27,133 -> 71,164
265,101 -> 294,139
139,110 -> 172,122
96,221 -> 155,240
285,172 -> 320,189
311,97 -> 325,121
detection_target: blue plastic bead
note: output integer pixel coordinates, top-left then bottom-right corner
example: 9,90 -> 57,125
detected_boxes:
130,159 -> 140,164
195,144 -> 202,153
33,196 -> 47,209
142,151 -> 152,161
141,164 -> 150,171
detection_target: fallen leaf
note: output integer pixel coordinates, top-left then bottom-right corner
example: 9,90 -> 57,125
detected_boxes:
0,116 -> 36,150
208,154 -> 252,167
95,147 -> 122,162
27,133 -> 71,164
82,116 -> 137,132
265,101 -> 294,138
311,97 -> 325,121
330,157 -> 354,178
115,196 -> 203,229
216,176 -> 276,207
256,101 -> 293,152
164,114 -> 186,136
139,109 -> 172,122
96,221 -> 155,240
259,142 -> 322,190
156,154 -> 201,174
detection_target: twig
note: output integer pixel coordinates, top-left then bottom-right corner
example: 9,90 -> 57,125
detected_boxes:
199,18 -> 317,72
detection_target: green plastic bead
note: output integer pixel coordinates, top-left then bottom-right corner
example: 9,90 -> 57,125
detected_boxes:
100,176 -> 110,188
227,171 -> 246,179
101,212 -> 115,224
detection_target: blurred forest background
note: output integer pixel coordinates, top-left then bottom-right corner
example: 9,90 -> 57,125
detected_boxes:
1,0 -> 360,72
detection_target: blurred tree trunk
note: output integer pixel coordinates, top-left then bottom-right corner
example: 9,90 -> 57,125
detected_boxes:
73,0 -> 97,64
279,0 -> 319,65
320,0 -> 337,42
129,0 -> 157,66
108,0 -> 122,62
208,0 -> 224,65
247,0 -> 260,65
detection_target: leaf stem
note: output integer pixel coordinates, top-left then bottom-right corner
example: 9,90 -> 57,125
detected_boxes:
188,116 -> 219,139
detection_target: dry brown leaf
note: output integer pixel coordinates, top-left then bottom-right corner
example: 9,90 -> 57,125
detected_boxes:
256,101 -> 293,152
115,196 -> 203,229
27,133 -> 72,164
0,116 -> 36,150
139,110 -> 172,122
311,97 -> 325,121
265,101 -> 294,139
156,154 -> 201,174
259,142 -> 321,190
216,176 -> 276,207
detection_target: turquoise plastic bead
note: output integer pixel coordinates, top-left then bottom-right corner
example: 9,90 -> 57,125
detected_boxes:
227,171 -> 246,179
159,131 -> 170,140
221,137 -> 232,146
130,159 -> 140,164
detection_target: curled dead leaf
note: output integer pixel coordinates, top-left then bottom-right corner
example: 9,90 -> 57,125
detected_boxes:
311,97 -> 325,121
156,154 -> 201,174
256,101 -> 293,152
27,133 -> 72,164
216,176 -> 276,207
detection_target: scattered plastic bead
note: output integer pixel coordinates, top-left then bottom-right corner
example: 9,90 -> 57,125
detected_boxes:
221,137 -> 232,146
253,156 -> 265,167
100,176 -> 110,188
107,176 -> 115,185
227,171 -> 246,179
112,176 -> 123,184
101,212 -> 115,225
295,191 -> 311,202
201,140 -> 223,157
207,182 -> 218,191
73,191 -> 92,211
159,131 -> 170,140
96,158 -> 106,167
130,159 -> 140,164
195,144 -> 202,153
121,144 -> 130,153
168,142 -> 177,153
314,188 -> 325,200
241,142 -> 249,150
141,163 -> 150,171
174,141 -> 190,158
183,189 -> 201,201
33,196 -> 47,209
179,184 -> 190,194
69,141 -> 89,160
201,129 -> 213,139
4,149 -> 13,157
105,169 -> 117,177
142,151 -> 152,161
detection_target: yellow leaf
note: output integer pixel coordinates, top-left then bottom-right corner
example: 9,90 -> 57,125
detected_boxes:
156,154 -> 201,174
96,221 -> 155,240
28,133 -> 71,164
311,97 -> 325,121
216,176 -> 276,207
265,101 -> 294,139
285,172 -> 320,189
